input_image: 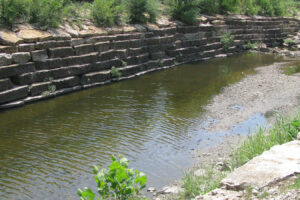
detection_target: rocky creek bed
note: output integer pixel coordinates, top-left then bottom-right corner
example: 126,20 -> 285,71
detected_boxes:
153,51 -> 300,200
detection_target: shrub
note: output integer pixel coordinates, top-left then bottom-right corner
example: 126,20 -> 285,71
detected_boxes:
167,0 -> 199,25
78,155 -> 147,200
247,41 -> 259,49
127,0 -> 160,23
221,32 -> 234,51
29,0 -> 65,27
198,0 -> 220,15
91,0 -> 123,27
0,0 -> 30,26
111,66 -> 122,78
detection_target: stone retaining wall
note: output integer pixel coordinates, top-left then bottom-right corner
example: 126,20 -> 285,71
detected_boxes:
0,16 -> 299,110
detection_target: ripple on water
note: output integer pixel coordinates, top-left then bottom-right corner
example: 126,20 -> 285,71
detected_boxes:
0,53 -> 284,200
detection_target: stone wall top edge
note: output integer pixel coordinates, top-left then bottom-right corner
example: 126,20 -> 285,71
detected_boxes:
0,15 -> 298,49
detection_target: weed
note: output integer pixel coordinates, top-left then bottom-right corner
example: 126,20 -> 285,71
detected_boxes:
180,166 -> 225,199
91,0 -> 123,27
221,32 -> 234,51
78,155 -> 147,200
126,0 -> 160,23
284,39 -> 295,47
158,59 -> 163,67
288,175 -> 300,190
247,41 -> 259,50
111,66 -> 122,78
167,0 -> 199,25
48,84 -> 56,93
0,0 -> 30,27
121,60 -> 127,66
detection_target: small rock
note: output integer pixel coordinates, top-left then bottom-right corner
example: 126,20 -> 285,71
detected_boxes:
159,186 -> 180,194
147,187 -> 156,193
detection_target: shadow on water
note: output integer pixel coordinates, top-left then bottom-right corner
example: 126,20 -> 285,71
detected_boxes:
0,53 -> 284,199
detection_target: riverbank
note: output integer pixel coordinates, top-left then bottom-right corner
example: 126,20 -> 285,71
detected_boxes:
152,52 -> 300,199
0,15 -> 299,111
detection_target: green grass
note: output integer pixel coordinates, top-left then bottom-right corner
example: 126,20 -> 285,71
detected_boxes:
288,175 -> 300,190
282,61 -> 300,75
177,110 -> 300,199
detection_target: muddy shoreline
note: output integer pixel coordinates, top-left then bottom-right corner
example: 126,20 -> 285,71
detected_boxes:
152,53 -> 300,199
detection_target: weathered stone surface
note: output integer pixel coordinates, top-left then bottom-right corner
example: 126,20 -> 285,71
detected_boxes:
99,50 -> 127,61
61,53 -> 98,66
17,30 -> 52,42
221,140 -> 300,190
94,41 -> 111,52
31,50 -> 48,61
74,44 -> 94,55
48,47 -> 74,58
51,65 -> 89,79
12,52 -> 31,64
29,82 -> 51,96
0,53 -> 12,66
18,43 -> 36,52
0,63 -> 35,79
81,71 -> 110,84
90,59 -> 122,72
157,186 -> 181,195
35,58 -> 63,70
0,78 -> 13,92
0,30 -> 23,45
47,28 -> 71,40
0,45 -> 17,54
0,86 -> 28,104
12,70 -> 50,85
36,40 -> 71,50
53,76 -> 80,89
71,38 -> 86,46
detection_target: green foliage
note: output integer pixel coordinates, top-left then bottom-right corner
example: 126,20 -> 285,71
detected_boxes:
181,167 -> 225,199
29,0 -> 65,27
0,0 -> 30,26
198,0 -> 220,15
284,39 -> 296,47
91,0 -> 123,27
221,32 -> 234,51
167,0 -> 199,25
231,115 -> 300,168
78,155 -> 147,200
111,66 -> 122,78
127,0 -> 160,23
247,41 -> 259,50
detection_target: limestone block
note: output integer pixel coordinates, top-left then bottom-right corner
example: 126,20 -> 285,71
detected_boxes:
0,63 -> 35,79
0,86 -> 28,104
94,42 -> 111,52
0,30 -> 23,45
31,50 -> 48,61
48,47 -> 74,58
18,43 -> 36,52
35,58 -> 63,70
0,53 -> 12,66
53,76 -> 80,89
74,44 -> 94,55
0,78 -> 13,92
18,30 -> 52,42
81,71 -> 110,84
29,82 -> 51,96
12,52 -> 31,64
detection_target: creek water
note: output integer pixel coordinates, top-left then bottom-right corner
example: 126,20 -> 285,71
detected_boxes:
0,53 -> 284,200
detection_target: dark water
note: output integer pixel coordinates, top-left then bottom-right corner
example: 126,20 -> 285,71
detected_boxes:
0,53 -> 283,200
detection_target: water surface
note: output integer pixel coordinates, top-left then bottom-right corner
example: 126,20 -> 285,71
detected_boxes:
0,53 -> 283,200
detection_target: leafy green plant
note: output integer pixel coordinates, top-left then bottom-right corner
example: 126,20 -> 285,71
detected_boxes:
111,66 -> 122,78
78,155 -> 147,200
284,39 -> 295,47
247,41 -> 259,50
91,0 -> 123,27
0,0 -> 30,26
29,0 -> 65,27
167,0 -> 199,25
126,0 -> 160,23
221,32 -> 234,51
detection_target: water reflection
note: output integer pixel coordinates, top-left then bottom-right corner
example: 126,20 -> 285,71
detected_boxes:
0,53 -> 284,199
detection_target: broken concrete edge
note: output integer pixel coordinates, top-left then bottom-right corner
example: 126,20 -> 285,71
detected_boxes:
196,140 -> 300,199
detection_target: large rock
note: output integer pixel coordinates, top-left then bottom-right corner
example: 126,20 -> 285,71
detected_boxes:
0,86 -> 28,104
221,140 -> 300,190
31,50 -> 48,61
17,30 -> 52,42
0,53 -> 12,66
0,30 -> 23,45
12,52 -> 31,64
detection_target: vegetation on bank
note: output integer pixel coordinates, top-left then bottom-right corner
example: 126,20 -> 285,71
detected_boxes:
178,110 -> 300,199
0,0 -> 299,28
78,155 -> 147,200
